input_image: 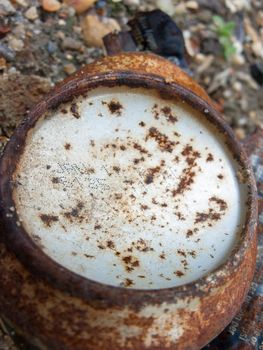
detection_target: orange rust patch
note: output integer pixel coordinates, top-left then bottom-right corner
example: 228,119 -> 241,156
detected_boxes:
175,270 -> 185,277
147,127 -> 175,153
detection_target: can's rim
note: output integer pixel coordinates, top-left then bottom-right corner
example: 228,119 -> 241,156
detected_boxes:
0,64 -> 257,307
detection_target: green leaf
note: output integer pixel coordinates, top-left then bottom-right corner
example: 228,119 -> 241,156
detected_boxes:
212,15 -> 225,27
212,15 -> 236,61
224,45 -> 236,60
217,22 -> 235,37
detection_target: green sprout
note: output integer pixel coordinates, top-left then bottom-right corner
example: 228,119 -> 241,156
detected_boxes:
212,15 -> 236,60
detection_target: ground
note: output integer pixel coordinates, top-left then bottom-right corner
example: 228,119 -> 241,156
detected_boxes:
0,0 -> 263,348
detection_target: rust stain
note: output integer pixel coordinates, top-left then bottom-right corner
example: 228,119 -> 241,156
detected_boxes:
63,201 -> 85,223
107,100 -> 123,116
175,270 -> 185,277
206,153 -> 214,162
172,144 -> 201,197
209,196 -> 228,211
70,102 -> 80,119
39,214 -> 58,227
64,143 -> 71,150
106,240 -> 115,249
133,142 -> 149,155
51,177 -> 60,184
121,255 -> 140,272
152,104 -> 178,124
143,160 -> 166,185
194,196 -> 228,226
113,166 -> 120,173
186,230 -> 193,238
161,106 -> 178,123
122,278 -> 134,287
144,175 -> 153,185
147,127 -> 175,153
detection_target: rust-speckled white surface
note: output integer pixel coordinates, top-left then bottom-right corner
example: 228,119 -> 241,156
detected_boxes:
13,87 -> 248,289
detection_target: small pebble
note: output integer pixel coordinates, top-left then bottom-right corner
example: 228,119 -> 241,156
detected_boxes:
174,3 -> 187,15
0,0 -> 15,15
8,37 -> 24,51
47,41 -> 57,54
82,15 -> 120,47
58,19 -> 66,26
233,81 -> 243,92
195,53 -> 206,63
223,90 -> 232,98
225,0 -> 251,13
65,53 -> 73,60
42,0 -> 61,12
185,1 -> 199,10
55,31 -> 65,40
123,0 -> 140,6
203,76 -> 211,85
64,63 -> 76,75
156,0 -> 175,16
64,0 -> 97,14
240,99 -> 248,111
251,42 -> 263,58
73,26 -> 82,34
25,6 -> 38,20
15,0 -> 28,7
256,11 -> 263,27
0,57 -> 7,70
0,43 -> 15,61
235,128 -> 245,140
249,111 -> 257,121
62,37 -> 82,51
231,53 -> 245,65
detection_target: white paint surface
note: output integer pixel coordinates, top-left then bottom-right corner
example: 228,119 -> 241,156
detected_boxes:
13,87 -> 248,289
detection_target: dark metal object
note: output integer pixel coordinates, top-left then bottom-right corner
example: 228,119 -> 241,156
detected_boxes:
250,62 -> 263,86
0,53 -> 258,350
103,10 -> 188,70
103,31 -> 137,55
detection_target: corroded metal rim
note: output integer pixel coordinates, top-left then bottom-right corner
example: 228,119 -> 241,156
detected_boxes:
0,70 -> 257,307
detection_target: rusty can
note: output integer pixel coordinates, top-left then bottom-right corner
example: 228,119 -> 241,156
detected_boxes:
0,53 -> 258,350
